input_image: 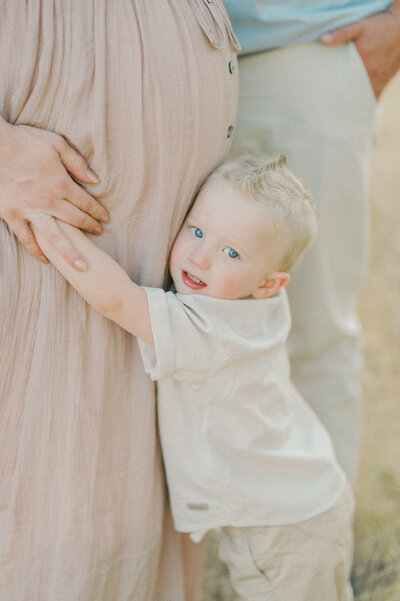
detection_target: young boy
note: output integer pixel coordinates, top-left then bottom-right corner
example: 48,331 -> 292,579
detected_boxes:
30,155 -> 354,601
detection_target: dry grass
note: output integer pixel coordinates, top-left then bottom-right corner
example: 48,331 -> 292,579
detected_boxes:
352,72 -> 400,601
202,74 -> 400,601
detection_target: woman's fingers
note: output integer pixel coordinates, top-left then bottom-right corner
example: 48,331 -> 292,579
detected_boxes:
0,121 -> 109,264
51,199 -> 104,235
65,178 -> 110,225
54,134 -> 100,185
53,135 -> 110,224
27,213 -> 87,271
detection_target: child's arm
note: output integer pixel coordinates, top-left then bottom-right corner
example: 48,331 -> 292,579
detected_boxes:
29,214 -> 154,345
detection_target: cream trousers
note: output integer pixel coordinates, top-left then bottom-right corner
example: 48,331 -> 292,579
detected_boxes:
230,41 -> 378,482
219,486 -> 354,601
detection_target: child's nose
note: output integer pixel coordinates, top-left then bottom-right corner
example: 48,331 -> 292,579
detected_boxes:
190,248 -> 210,271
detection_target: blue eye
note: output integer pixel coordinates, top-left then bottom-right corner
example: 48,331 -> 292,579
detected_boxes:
191,227 -> 203,239
223,247 -> 239,259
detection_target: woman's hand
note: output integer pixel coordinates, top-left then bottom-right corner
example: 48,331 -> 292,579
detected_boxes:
0,118 -> 109,270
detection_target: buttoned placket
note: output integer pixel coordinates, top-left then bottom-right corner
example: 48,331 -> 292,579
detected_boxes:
226,55 -> 236,139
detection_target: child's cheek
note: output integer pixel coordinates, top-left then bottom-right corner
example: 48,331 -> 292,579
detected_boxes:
216,271 -> 242,299
169,235 -> 185,267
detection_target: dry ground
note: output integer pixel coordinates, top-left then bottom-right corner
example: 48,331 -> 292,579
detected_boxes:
203,73 -> 400,601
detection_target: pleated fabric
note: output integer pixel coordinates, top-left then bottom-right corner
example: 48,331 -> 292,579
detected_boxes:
0,2 -> 238,599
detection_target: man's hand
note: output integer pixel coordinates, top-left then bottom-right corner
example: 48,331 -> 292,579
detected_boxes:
320,1 -> 400,98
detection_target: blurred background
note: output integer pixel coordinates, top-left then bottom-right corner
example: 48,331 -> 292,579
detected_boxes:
203,72 -> 400,601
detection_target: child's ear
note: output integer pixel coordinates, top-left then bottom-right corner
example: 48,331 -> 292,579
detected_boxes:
251,272 -> 290,299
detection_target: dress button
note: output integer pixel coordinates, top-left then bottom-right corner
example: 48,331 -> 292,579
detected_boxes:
227,125 -> 234,138
228,60 -> 235,74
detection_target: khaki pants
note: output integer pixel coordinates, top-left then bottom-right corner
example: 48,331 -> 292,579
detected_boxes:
219,486 -> 354,601
230,41 -> 378,482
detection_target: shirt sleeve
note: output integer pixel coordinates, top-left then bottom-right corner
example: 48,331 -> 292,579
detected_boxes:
137,287 -> 217,382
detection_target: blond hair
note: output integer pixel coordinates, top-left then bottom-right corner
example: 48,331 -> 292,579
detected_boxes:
212,154 -> 317,271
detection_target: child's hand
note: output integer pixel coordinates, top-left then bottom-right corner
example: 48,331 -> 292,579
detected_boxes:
28,213 -> 87,272
28,214 -> 154,345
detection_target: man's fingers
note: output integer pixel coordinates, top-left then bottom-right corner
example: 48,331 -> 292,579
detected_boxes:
28,213 -> 87,272
54,134 -> 100,185
320,21 -> 363,44
11,219 -> 48,263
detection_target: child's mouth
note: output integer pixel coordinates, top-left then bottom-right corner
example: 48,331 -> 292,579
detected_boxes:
181,270 -> 207,289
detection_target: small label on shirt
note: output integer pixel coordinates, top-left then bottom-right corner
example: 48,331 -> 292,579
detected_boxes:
187,503 -> 209,511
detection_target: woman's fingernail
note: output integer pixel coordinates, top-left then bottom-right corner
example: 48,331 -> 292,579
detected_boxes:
100,214 -> 110,224
320,33 -> 333,43
94,225 -> 103,235
39,256 -> 49,264
87,168 -> 100,184
74,259 -> 88,272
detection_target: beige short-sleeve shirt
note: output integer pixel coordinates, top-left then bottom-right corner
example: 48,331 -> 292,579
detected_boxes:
138,287 -> 346,537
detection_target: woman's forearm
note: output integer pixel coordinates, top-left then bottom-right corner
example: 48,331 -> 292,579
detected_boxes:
30,216 -> 153,344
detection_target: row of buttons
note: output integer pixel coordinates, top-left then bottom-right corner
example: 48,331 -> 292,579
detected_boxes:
227,55 -> 235,138
204,0 -> 236,139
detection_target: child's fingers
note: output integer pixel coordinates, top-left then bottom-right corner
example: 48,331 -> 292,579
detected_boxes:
28,213 -> 87,272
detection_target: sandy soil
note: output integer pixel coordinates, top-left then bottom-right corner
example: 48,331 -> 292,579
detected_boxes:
203,73 -> 400,601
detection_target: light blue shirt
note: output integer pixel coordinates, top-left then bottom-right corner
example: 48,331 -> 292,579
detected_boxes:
224,0 -> 392,54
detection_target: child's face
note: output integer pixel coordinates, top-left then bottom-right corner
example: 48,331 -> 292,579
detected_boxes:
169,177 -> 284,300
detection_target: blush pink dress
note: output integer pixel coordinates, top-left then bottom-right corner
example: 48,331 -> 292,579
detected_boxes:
0,2 -> 238,599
